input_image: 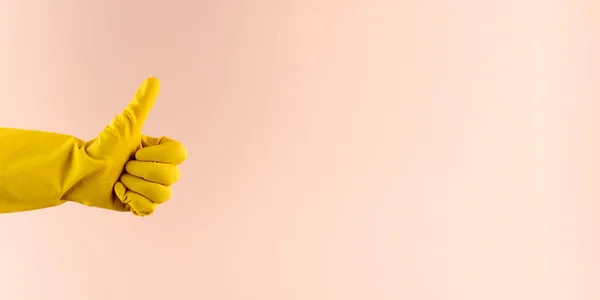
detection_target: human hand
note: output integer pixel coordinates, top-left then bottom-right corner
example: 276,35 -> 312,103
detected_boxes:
114,136 -> 187,216
63,77 -> 187,216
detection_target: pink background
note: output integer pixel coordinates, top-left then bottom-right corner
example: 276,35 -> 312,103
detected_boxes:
0,0 -> 598,299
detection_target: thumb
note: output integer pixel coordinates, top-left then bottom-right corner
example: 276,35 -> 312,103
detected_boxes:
87,77 -> 161,156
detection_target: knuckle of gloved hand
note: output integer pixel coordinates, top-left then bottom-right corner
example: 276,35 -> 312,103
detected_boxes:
155,187 -> 172,203
172,167 -> 181,183
172,144 -> 188,163
157,165 -> 179,185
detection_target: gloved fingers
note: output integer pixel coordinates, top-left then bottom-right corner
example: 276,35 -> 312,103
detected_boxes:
120,173 -> 172,204
114,181 -> 157,216
125,160 -> 181,185
136,136 -> 187,164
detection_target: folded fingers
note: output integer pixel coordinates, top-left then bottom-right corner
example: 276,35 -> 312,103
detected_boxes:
114,181 -> 157,216
115,136 -> 186,216
125,160 -> 180,185
120,173 -> 172,204
136,137 -> 187,165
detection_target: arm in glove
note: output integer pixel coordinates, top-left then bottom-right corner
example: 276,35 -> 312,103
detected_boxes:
0,78 -> 187,216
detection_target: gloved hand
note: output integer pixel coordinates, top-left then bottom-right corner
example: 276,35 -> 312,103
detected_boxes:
113,135 -> 187,216
0,77 -> 187,216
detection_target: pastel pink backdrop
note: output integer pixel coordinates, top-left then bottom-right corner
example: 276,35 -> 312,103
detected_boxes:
0,0 -> 597,299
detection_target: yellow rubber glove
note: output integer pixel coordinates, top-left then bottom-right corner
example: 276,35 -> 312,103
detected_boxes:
0,77 -> 187,216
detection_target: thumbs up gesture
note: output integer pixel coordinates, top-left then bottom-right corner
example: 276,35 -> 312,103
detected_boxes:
63,77 -> 187,216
